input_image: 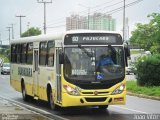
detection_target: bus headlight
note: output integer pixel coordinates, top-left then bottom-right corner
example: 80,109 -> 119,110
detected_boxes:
112,84 -> 125,95
63,85 -> 80,96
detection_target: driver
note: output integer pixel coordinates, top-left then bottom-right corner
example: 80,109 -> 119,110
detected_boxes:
96,48 -> 114,71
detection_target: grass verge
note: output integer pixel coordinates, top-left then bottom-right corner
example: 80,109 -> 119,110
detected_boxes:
127,81 -> 160,97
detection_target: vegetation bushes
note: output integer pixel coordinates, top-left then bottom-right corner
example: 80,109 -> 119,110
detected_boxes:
136,54 -> 160,86
0,49 -> 10,63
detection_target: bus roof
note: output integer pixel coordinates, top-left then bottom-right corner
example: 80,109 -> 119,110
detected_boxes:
11,30 -> 122,44
65,30 -> 122,35
10,33 -> 63,44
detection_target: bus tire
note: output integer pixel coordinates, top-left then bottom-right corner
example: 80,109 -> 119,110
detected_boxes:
48,88 -> 58,110
21,81 -> 29,101
98,105 -> 108,110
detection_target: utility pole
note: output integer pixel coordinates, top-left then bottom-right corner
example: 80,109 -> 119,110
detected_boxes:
123,0 -> 126,41
16,15 -> 26,37
79,4 -> 90,29
10,23 -> 15,39
0,33 -> 1,44
6,27 -> 11,45
27,22 -> 30,36
37,0 -> 52,34
87,8 -> 90,29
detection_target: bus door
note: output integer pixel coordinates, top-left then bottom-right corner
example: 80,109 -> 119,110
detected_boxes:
33,49 -> 39,98
55,48 -> 62,102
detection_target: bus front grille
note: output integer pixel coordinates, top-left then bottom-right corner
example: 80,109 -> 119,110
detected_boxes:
82,91 -> 109,95
85,97 -> 107,102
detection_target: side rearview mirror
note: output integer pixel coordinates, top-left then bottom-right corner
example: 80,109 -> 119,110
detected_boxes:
124,46 -> 130,67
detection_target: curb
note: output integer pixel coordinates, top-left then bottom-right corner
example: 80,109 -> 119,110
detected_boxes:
0,96 -> 68,120
127,91 -> 160,101
0,96 -> 52,120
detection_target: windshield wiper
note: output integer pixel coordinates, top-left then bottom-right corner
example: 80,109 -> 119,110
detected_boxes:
78,45 -> 93,57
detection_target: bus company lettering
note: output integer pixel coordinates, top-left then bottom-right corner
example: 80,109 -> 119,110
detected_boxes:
18,67 -> 32,77
82,36 -> 109,41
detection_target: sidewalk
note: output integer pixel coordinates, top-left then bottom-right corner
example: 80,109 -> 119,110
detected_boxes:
0,97 -> 50,120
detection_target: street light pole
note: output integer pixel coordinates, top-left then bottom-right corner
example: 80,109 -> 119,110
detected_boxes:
37,0 -> 52,34
123,0 -> 126,41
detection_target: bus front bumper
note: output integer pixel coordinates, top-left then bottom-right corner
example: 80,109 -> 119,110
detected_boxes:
61,91 -> 126,107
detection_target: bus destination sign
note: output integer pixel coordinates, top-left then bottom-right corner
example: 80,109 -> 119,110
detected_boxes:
72,36 -> 116,43
64,33 -> 123,45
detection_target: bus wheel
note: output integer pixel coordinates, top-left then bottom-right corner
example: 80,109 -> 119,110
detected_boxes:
21,82 -> 29,101
48,89 -> 58,110
98,105 -> 108,110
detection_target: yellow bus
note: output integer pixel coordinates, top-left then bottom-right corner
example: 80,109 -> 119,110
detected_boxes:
10,30 -> 130,110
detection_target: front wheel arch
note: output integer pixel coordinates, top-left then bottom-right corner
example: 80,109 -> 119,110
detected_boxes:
47,84 -> 59,110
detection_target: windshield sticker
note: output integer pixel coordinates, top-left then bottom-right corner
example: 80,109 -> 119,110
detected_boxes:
72,69 -> 87,75
97,73 -> 104,80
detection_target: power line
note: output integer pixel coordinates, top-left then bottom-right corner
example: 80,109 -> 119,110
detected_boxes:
90,0 -> 119,9
46,0 -> 143,29
46,0 -> 120,26
104,0 -> 143,14
90,0 -> 124,14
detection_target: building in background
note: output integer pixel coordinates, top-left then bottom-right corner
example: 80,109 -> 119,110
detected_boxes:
66,13 -> 116,31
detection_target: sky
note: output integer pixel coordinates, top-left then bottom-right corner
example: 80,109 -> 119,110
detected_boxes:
0,0 -> 160,45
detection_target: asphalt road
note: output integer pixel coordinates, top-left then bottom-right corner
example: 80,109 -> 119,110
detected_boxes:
0,75 -> 160,120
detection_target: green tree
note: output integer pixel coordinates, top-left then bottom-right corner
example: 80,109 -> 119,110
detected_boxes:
148,13 -> 160,51
130,23 -> 156,51
21,27 -> 41,37
130,13 -> 160,53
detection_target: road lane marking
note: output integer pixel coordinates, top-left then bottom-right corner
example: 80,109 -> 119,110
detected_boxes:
112,106 -> 148,114
0,95 -> 69,120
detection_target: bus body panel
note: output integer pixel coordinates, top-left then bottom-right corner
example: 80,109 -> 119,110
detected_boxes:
10,30 -> 127,108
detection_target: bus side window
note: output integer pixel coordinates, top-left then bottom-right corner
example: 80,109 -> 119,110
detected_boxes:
39,41 -> 47,66
11,44 -> 16,63
47,41 -> 55,67
21,43 -> 27,64
26,43 -> 33,64
16,44 -> 21,63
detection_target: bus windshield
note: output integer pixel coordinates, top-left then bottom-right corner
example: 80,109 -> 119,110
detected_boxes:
64,46 -> 124,82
